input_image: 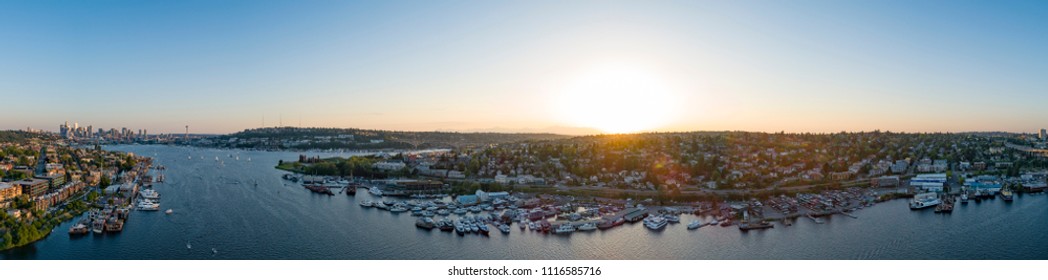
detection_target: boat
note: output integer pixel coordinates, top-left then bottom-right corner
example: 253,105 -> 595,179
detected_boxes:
436,209 -> 450,216
644,215 -> 668,230
687,220 -> 702,230
453,208 -> 468,215
140,189 -> 160,200
92,218 -> 106,234
346,185 -> 357,196
719,219 -> 734,227
104,217 -> 124,232
369,187 -> 383,196
137,199 -> 160,211
455,221 -> 466,236
909,192 -> 942,210
469,206 -> 482,213
303,184 -> 334,195
359,200 -> 373,207
165,209 -> 173,214
664,214 -> 680,223
1001,189 -> 1014,202
960,193 -> 969,204
186,241 -> 192,249
470,223 -> 479,233
373,202 -> 389,210
598,217 -> 625,230
415,217 -> 436,230
738,221 -> 774,231
389,205 -> 409,213
439,220 -> 455,232
68,222 -> 90,235
554,224 -> 575,234
577,223 -> 598,231
477,224 -> 490,235
498,224 -> 511,234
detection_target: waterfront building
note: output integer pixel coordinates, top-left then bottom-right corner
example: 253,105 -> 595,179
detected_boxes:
16,178 -> 49,198
389,180 -> 446,194
910,173 -> 947,192
34,174 -> 66,190
871,176 -> 900,188
475,190 -> 509,202
0,182 -> 21,202
373,161 -> 406,171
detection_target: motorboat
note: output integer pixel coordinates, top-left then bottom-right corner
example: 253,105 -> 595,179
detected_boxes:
664,214 -> 680,223
687,220 -> 702,230
137,199 -> 160,211
140,189 -> 160,200
577,223 -> 598,231
165,209 -> 174,214
359,200 -> 373,207
554,224 -> 575,234
415,218 -> 436,230
498,224 -> 511,234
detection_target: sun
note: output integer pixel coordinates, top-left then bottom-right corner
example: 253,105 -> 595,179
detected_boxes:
554,64 -> 678,134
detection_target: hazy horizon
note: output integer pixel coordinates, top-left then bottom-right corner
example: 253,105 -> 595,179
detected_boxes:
3,1 -> 1048,134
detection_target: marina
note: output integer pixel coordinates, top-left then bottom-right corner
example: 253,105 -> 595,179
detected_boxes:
4,145 -> 1048,260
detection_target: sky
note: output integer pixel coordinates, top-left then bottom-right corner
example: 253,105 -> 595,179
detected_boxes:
2,0 -> 1048,135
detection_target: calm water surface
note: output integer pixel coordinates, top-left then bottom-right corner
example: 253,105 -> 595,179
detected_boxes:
3,145 -> 1047,260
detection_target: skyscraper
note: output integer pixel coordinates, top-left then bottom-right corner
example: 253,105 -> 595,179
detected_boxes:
1040,128 -> 1046,141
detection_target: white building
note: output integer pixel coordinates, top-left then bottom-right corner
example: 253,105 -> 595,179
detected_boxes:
373,161 -> 406,171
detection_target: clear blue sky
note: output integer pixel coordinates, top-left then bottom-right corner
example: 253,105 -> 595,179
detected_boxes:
2,1 -> 1047,134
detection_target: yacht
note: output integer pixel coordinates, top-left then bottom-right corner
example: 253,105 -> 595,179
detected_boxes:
554,224 -> 575,234
664,214 -> 680,223
359,200 -> 373,207
453,208 -> 468,215
140,189 -> 160,200
498,224 -> 511,234
477,224 -> 490,235
469,206 -> 482,213
436,209 -> 450,216
373,202 -> 389,210
644,215 -> 668,230
577,223 -> 598,231
369,187 -> 383,196
137,199 -> 160,211
165,209 -> 174,214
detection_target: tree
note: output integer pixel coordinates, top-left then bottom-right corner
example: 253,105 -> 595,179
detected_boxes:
2,231 -> 12,248
99,175 -> 111,187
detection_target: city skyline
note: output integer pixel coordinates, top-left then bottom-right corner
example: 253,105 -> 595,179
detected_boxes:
4,1 -> 1048,134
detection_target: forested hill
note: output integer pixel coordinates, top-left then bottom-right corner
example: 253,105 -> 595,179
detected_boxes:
206,127 -> 572,150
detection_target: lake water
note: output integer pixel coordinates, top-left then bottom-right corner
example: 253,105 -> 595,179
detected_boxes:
3,145 -> 1047,260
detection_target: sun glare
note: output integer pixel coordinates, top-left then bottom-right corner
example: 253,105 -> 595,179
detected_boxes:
554,64 -> 678,134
